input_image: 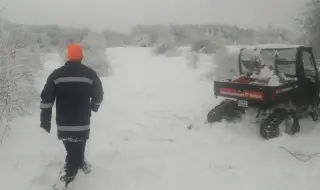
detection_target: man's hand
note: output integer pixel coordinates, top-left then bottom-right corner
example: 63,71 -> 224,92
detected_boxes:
40,123 -> 51,133
91,71 -> 103,112
90,101 -> 101,112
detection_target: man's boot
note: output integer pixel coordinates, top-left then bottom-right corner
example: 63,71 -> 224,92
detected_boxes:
79,161 -> 92,174
60,164 -> 78,185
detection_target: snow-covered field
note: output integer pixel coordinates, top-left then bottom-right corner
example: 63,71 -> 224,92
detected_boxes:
1,46 -> 320,190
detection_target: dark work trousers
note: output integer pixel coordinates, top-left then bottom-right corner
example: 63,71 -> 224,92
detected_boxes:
63,140 -> 87,172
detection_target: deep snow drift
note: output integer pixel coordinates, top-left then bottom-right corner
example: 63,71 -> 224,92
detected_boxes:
1,47 -> 320,190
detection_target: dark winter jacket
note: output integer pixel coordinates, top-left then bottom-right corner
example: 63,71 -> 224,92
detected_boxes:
40,61 -> 103,141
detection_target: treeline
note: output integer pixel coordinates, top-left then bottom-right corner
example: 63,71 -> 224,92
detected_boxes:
3,18 -> 299,51
129,24 -> 298,47
3,21 -> 298,59
295,0 -> 320,59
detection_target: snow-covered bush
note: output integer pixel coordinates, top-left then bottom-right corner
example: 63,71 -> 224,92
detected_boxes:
165,48 -> 181,57
81,32 -> 111,77
82,50 -> 110,77
0,22 -> 40,143
186,51 -> 200,69
133,35 -> 152,47
191,39 -> 225,54
152,41 -> 181,57
153,43 -> 173,54
102,30 -> 131,47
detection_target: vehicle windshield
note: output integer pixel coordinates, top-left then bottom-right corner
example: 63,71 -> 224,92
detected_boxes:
240,48 -> 297,76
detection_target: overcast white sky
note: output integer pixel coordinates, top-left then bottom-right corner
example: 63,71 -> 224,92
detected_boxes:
1,0 -> 308,33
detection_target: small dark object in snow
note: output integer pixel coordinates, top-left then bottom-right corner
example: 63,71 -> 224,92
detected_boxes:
187,124 -> 193,130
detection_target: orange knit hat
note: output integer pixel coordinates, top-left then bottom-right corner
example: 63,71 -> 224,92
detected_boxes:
67,44 -> 83,61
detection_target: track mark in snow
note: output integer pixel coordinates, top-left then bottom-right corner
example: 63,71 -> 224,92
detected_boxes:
30,159 -> 64,188
149,137 -> 175,143
172,114 -> 189,120
200,164 -> 238,175
279,146 -> 320,162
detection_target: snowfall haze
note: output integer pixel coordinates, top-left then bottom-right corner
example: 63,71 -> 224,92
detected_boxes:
2,0 -> 308,32
1,0 -> 320,189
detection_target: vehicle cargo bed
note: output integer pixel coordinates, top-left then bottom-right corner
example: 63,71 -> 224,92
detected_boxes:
214,79 -> 299,108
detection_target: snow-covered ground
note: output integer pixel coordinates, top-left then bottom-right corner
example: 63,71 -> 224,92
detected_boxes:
1,47 -> 320,190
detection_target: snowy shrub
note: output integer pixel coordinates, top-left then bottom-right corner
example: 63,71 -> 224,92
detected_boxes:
102,30 -> 131,47
165,48 -> 181,57
186,51 -> 200,69
169,25 -> 187,46
82,50 -> 111,77
153,43 -> 172,54
134,35 -> 153,47
152,41 -> 181,57
131,25 -> 167,47
191,40 -> 210,53
0,24 -> 40,143
81,32 -> 111,77
191,39 -> 225,54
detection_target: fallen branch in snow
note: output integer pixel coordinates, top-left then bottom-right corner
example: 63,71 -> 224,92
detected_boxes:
279,146 -> 320,162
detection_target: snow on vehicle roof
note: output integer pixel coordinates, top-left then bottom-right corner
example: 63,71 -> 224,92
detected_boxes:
245,43 -> 308,50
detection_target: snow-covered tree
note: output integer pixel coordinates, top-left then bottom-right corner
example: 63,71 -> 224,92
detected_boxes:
296,0 -> 320,59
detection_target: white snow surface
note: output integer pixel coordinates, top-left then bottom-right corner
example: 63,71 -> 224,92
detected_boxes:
1,47 -> 320,190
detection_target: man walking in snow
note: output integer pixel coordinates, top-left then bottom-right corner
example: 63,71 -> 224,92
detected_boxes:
39,43 -> 104,182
